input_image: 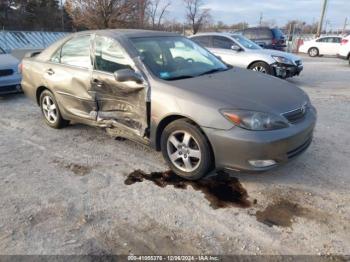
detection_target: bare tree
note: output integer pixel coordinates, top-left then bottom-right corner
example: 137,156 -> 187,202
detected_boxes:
65,0 -> 133,29
148,0 -> 171,29
183,0 -> 211,34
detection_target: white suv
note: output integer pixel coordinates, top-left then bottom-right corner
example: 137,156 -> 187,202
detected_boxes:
338,35 -> 350,64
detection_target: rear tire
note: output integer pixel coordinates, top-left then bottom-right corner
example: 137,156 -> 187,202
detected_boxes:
308,47 -> 319,57
40,90 -> 69,129
249,62 -> 272,75
161,119 -> 213,180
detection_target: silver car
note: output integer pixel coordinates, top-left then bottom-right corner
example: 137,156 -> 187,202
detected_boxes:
190,33 -> 303,79
21,30 -> 316,180
0,47 -> 22,94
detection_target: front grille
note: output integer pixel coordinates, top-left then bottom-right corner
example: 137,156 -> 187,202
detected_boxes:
282,105 -> 307,124
287,137 -> 312,159
0,69 -> 14,77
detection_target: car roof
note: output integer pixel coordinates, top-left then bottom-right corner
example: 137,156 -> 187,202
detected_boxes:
35,29 -> 181,62
190,32 -> 234,37
73,29 -> 179,39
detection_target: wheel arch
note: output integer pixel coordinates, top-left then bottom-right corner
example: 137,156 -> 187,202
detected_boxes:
247,60 -> 270,69
308,46 -> 319,53
36,86 -> 51,106
155,115 -> 215,163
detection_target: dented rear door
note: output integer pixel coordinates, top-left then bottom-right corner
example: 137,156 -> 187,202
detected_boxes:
91,35 -> 148,137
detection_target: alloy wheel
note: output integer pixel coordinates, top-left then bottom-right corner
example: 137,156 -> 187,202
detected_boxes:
167,130 -> 201,172
309,48 -> 318,57
42,95 -> 58,124
252,66 -> 267,73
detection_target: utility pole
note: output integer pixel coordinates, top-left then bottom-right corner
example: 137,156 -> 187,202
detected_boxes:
259,12 -> 263,26
317,0 -> 328,37
60,0 -> 64,31
343,17 -> 348,35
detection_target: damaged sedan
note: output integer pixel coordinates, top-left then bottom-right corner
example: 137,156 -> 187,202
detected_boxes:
21,30 -> 317,180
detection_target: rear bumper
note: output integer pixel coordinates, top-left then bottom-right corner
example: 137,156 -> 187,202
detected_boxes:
271,63 -> 303,78
203,108 -> 317,172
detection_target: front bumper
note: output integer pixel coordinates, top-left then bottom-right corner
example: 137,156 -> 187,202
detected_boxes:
203,108 -> 317,172
0,73 -> 22,94
271,63 -> 303,78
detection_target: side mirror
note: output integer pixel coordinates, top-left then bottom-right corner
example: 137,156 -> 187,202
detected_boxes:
114,69 -> 143,84
231,45 -> 242,52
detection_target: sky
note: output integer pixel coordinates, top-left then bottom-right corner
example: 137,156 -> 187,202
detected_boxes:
166,0 -> 350,29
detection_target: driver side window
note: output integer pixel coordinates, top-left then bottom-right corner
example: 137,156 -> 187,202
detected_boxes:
94,36 -> 132,74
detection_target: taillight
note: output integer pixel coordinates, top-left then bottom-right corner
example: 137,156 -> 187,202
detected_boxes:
18,63 -> 23,74
272,39 -> 277,45
341,39 -> 349,45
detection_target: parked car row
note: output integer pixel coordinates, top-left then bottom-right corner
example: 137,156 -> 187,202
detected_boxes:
20,30 -> 317,180
190,33 -> 303,79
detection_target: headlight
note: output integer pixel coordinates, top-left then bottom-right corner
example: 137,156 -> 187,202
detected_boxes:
272,56 -> 294,65
221,110 -> 289,131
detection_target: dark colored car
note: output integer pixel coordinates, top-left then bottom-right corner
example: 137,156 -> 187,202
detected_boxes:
235,27 -> 286,51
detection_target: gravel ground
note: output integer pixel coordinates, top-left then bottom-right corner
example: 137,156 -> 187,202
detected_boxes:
0,55 -> 349,256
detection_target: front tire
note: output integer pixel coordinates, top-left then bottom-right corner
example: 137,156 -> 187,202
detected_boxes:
308,47 -> 319,57
40,90 -> 69,129
249,62 -> 272,75
161,119 -> 213,180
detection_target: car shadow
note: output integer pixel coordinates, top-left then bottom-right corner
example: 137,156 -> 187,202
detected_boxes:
0,92 -> 25,101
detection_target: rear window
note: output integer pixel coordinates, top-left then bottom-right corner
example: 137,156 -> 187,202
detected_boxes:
243,28 -> 258,39
272,28 -> 285,39
257,28 -> 273,39
243,28 -> 272,40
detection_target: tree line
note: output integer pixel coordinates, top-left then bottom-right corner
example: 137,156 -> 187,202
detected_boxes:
0,0 -> 326,35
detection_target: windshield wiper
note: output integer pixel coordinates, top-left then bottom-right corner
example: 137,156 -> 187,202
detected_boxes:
166,75 -> 195,81
198,67 -> 228,76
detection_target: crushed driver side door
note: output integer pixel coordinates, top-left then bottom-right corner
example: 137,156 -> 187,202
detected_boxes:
91,35 -> 148,138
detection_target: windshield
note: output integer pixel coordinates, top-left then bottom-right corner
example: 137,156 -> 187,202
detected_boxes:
0,47 -> 5,54
231,35 -> 262,50
131,36 -> 228,81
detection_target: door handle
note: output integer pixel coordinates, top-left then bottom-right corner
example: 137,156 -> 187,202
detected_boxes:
46,68 -> 55,75
93,79 -> 103,88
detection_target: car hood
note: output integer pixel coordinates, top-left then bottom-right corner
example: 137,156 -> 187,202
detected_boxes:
169,67 -> 309,115
250,49 -> 301,62
0,54 -> 19,69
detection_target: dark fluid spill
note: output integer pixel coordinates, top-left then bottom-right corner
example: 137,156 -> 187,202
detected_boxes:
256,200 -> 307,227
125,170 -> 251,209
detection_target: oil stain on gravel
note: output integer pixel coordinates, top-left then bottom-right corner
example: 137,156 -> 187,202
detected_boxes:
125,170 -> 251,209
52,159 -> 92,176
256,200 -> 308,227
65,163 -> 92,176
